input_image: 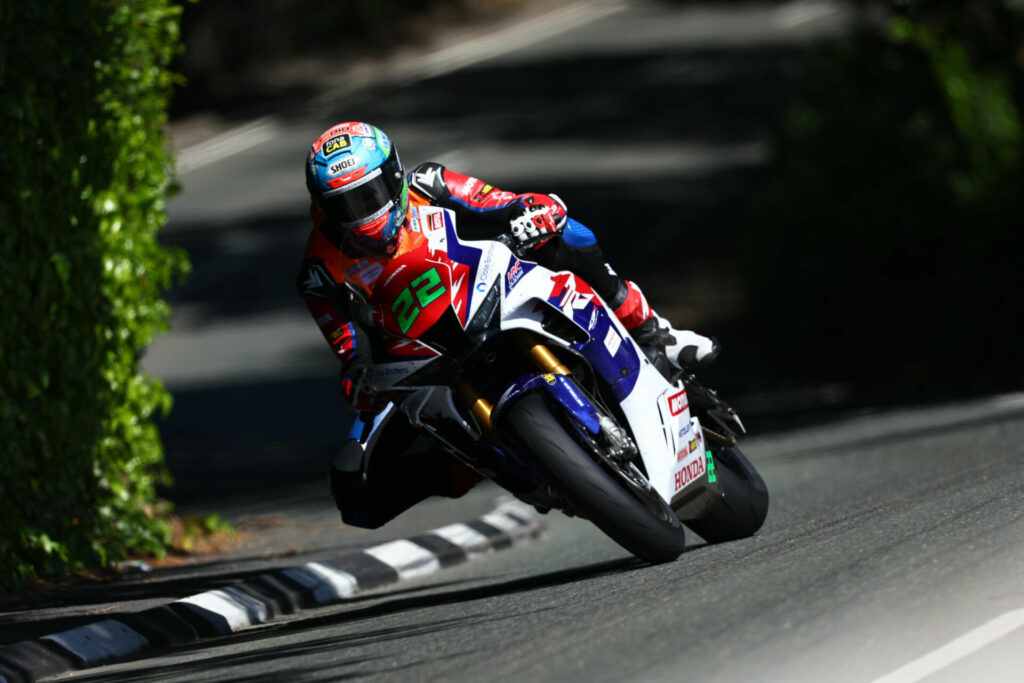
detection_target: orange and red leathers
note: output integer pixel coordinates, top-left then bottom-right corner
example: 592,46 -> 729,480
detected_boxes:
297,162 -> 653,410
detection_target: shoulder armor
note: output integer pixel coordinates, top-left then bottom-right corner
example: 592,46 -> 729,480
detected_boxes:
409,162 -> 450,202
297,258 -> 344,300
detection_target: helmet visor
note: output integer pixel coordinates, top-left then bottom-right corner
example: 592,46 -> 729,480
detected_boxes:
319,149 -> 404,226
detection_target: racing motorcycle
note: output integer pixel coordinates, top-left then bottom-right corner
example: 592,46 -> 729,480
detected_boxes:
361,207 -> 768,562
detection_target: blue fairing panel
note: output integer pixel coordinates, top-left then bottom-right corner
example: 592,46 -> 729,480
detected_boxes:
491,372 -> 601,435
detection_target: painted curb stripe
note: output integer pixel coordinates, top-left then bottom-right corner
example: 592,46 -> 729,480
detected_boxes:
481,510 -> 525,533
281,562 -> 359,605
177,587 -> 271,634
0,640 -> 78,683
330,553 -> 399,590
118,605 -> 200,647
466,519 -> 514,550
407,533 -> 468,567
236,575 -> 300,617
432,522 -> 493,553
0,499 -> 541,681
40,619 -> 149,666
365,539 -> 442,580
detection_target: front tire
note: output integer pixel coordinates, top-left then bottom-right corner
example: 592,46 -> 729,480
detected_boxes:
501,393 -> 686,563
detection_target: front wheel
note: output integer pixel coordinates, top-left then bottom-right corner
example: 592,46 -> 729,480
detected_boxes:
501,393 -> 686,563
686,445 -> 768,543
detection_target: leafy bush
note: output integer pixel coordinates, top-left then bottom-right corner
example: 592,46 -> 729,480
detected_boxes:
0,1 -> 189,590
740,12 -> 1024,400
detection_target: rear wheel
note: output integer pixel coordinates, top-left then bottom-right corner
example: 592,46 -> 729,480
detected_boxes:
501,393 -> 686,563
686,445 -> 768,543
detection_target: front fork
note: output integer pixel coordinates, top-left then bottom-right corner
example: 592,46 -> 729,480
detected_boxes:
456,331 -> 571,431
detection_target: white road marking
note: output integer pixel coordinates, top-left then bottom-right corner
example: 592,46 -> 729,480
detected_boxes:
774,0 -> 840,29
174,1 -> 626,174
365,539 -> 442,580
41,620 -> 150,665
176,116 -> 280,174
871,609 -> 1024,683
406,0 -> 629,80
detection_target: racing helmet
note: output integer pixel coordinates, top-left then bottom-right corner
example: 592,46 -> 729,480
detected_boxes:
305,121 -> 407,255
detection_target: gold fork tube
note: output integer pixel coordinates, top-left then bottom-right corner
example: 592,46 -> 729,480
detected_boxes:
515,332 -> 571,375
456,381 -> 492,430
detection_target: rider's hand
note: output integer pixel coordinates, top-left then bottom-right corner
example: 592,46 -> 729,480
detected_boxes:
341,369 -> 378,413
509,194 -> 567,249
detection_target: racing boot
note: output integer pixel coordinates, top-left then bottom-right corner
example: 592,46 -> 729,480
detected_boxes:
612,280 -> 720,373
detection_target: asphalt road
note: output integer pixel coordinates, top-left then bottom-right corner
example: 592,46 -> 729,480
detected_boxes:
91,1 -> 1024,681
54,394 -> 1024,682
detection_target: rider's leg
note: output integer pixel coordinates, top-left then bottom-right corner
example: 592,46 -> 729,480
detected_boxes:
329,404 -> 479,528
533,218 -> 719,370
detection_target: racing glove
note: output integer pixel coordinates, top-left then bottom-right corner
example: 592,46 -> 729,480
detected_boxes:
341,367 -> 381,413
509,193 -> 567,249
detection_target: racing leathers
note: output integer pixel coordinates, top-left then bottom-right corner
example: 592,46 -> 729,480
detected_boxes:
297,162 -> 663,528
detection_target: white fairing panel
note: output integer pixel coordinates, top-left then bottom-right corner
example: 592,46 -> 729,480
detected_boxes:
372,213 -> 709,506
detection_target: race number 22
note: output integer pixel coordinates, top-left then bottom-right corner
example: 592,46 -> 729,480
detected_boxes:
390,267 -> 446,334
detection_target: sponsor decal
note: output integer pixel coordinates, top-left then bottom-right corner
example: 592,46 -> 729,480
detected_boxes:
678,422 -> 692,439
476,281 -> 488,293
563,381 -> 587,408
329,328 -> 344,342
688,437 -> 698,453
667,389 -> 688,416
589,309 -> 598,330
347,259 -> 370,276
473,183 -> 495,200
543,373 -> 556,384
507,259 -> 525,289
376,129 -> 392,155
429,211 -> 444,232
329,155 -> 357,176
316,313 -> 334,326
382,263 -> 407,289
323,134 -> 352,156
674,454 -> 706,492
549,273 -> 594,316
604,327 -> 621,357
357,262 -> 383,286
363,138 -> 376,151
353,123 -> 372,136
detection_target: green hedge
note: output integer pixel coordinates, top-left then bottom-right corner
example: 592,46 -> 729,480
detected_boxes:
739,11 -> 1024,399
0,1 -> 189,591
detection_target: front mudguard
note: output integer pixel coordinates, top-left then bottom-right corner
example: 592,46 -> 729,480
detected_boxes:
491,372 -> 601,437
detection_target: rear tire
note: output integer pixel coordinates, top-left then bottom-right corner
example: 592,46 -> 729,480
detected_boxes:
501,393 -> 686,563
686,445 -> 768,543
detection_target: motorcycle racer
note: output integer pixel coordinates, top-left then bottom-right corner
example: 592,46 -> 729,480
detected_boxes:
297,121 -> 719,527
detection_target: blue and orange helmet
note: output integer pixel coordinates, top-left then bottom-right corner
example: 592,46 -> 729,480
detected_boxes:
305,121 -> 408,255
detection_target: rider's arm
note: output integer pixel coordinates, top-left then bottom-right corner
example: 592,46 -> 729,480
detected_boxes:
408,161 -> 566,245
296,224 -> 374,411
